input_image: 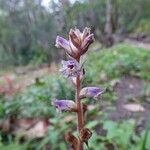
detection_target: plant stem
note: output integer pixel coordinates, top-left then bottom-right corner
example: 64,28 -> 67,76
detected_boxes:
76,58 -> 84,150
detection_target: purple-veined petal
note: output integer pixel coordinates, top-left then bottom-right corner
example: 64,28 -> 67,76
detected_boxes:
69,37 -> 80,57
59,59 -> 81,78
52,99 -> 77,112
81,27 -> 91,41
69,29 -> 81,48
80,87 -> 105,100
81,34 -> 94,55
56,27 -> 94,59
74,28 -> 82,38
55,36 -> 73,56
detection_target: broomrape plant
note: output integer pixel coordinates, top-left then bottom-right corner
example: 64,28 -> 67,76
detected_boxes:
52,27 -> 105,150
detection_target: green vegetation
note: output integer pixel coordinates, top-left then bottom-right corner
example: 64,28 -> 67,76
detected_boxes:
0,43 -> 150,149
0,75 -> 74,119
86,44 -> 150,82
135,19 -> 150,33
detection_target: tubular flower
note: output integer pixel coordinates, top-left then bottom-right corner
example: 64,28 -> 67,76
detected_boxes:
80,87 -> 105,100
59,59 -> 81,77
55,27 -> 94,59
52,99 -> 77,112
55,36 -> 78,58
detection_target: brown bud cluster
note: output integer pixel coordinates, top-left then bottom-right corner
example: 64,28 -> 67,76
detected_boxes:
56,27 -> 94,60
80,128 -> 92,147
65,130 -> 79,150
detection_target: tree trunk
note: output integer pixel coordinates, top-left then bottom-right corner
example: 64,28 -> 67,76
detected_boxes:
105,0 -> 113,35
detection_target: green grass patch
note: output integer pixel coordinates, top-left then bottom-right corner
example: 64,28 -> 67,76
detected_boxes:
86,43 -> 150,83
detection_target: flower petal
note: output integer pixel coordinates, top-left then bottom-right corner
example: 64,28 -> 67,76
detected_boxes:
59,59 -> 81,78
81,27 -> 91,41
74,28 -> 82,38
80,87 -> 105,100
55,27 -> 94,59
55,36 -> 73,56
81,34 -> 94,55
69,38 -> 80,57
69,29 -> 81,48
52,99 -> 77,112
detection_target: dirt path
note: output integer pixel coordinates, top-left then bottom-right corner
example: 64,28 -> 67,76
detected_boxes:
124,38 -> 150,50
107,75 -> 150,130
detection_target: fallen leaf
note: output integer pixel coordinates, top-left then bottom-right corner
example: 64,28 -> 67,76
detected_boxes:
12,118 -> 50,139
123,103 -> 145,112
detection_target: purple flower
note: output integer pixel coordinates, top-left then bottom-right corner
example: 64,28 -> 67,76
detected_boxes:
55,36 -> 78,58
59,59 -> 81,77
80,87 -> 105,100
55,27 -> 94,59
52,99 -> 77,112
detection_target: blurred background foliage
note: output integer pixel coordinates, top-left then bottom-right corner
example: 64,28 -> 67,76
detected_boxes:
0,0 -> 150,68
0,0 -> 150,150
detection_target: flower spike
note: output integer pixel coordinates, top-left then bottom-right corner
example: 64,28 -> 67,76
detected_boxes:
53,27 -> 102,149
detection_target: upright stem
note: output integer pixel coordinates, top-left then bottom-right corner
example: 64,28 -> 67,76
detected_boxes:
76,75 -> 84,131
76,58 -> 84,150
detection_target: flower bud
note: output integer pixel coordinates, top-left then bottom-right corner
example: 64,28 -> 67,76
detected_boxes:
80,87 -> 106,100
55,27 -> 94,60
69,27 -> 94,56
52,99 -> 77,112
55,36 -> 76,58
80,128 -> 92,148
80,128 -> 92,142
65,130 -> 79,150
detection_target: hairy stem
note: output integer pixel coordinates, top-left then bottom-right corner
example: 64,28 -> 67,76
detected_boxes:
76,58 -> 84,150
